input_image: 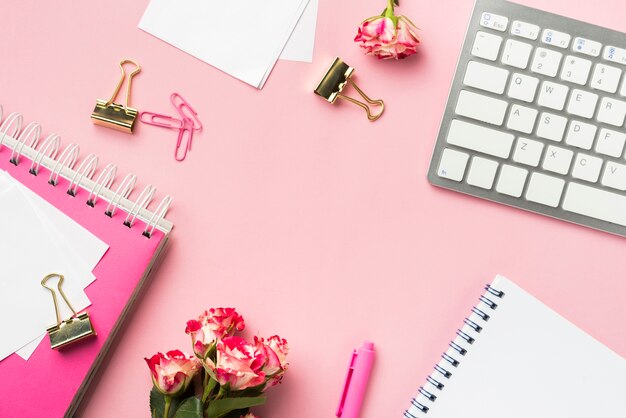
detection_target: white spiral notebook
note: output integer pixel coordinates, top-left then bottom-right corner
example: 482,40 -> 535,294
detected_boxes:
404,275 -> 626,418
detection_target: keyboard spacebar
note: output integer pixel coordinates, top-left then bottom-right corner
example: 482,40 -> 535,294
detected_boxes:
563,182 -> 626,227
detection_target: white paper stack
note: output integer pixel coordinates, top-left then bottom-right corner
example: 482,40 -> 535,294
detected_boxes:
0,170 -> 108,361
138,0 -> 318,88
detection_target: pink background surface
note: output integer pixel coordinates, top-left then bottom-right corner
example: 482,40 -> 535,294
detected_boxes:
2,0 -> 626,417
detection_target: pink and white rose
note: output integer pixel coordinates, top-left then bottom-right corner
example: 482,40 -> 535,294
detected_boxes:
145,350 -> 202,396
254,336 -> 289,386
354,1 -> 420,60
186,307 -> 245,358
206,336 -> 267,391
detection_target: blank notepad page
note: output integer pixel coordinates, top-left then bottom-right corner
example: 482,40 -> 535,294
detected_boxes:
407,276 -> 626,418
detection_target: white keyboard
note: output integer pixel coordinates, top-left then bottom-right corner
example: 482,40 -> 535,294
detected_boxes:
427,0 -> 626,237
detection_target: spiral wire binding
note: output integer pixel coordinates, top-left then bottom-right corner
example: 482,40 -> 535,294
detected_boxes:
87,163 -> 117,207
0,107 -> 173,236
124,184 -> 155,228
403,284 -> 506,417
10,121 -> 41,165
67,153 -> 98,197
49,143 -> 80,186
30,134 -> 61,175
143,195 -> 172,238
0,112 -> 23,149
105,173 -> 137,217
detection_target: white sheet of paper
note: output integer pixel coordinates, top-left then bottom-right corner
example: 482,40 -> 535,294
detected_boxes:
0,174 -> 92,361
10,174 -> 108,281
138,0 -> 310,88
280,0 -> 318,62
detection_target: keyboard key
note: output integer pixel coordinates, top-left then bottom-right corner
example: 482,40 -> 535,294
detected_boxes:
455,90 -> 508,125
463,61 -> 509,94
467,156 -> 499,189
513,138 -> 544,167
480,12 -> 508,32
563,182 -> 626,226
542,28 -> 571,48
560,56 -> 592,85
511,20 -> 539,40
542,145 -> 573,175
536,113 -> 567,142
531,48 -> 562,77
621,78 -> 626,97
496,164 -> 528,197
565,120 -> 597,149
507,73 -> 539,102
446,119 -> 515,158
595,128 -> 626,158
572,37 -> 602,57
566,89 -> 598,118
506,104 -> 537,134
597,97 -> 626,127
501,39 -> 532,69
526,172 -> 565,207
603,45 -> 626,66
538,81 -> 569,110
590,64 -> 622,93
471,31 -> 503,61
572,153 -> 602,183
602,161 -> 626,190
437,148 -> 469,181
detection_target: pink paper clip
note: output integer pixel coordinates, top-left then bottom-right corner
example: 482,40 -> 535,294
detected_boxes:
171,92 -> 202,131
139,111 -> 185,129
175,122 -> 194,162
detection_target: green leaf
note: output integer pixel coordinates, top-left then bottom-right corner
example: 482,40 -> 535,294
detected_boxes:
206,397 -> 267,418
150,387 -> 182,418
173,397 -> 203,418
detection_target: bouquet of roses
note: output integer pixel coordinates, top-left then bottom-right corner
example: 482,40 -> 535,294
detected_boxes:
145,308 -> 288,418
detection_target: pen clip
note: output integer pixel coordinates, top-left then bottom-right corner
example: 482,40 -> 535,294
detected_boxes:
336,350 -> 357,417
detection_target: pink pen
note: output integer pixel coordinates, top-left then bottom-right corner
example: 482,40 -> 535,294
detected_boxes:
336,341 -> 375,418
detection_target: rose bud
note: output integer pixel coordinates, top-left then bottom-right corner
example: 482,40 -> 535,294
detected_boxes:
144,350 -> 202,396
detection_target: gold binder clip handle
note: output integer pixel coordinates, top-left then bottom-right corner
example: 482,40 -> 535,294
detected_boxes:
105,59 -> 141,110
41,273 -> 78,325
314,57 -> 385,122
41,273 -> 96,349
337,79 -> 385,122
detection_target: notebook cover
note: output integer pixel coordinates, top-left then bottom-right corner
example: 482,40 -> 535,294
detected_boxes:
0,150 -> 167,417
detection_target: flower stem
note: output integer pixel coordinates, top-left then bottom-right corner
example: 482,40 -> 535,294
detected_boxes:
387,0 -> 394,13
164,396 -> 171,418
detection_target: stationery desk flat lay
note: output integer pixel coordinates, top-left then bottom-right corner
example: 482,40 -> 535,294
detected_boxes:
2,0 -> 625,417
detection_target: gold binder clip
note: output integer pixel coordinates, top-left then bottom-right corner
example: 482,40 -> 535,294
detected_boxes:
41,273 -> 96,349
314,57 -> 385,121
91,59 -> 141,133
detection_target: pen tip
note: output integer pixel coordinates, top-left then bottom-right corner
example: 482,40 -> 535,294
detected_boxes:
363,341 -> 374,350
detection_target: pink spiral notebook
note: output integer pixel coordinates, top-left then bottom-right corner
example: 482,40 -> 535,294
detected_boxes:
0,107 -> 173,417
